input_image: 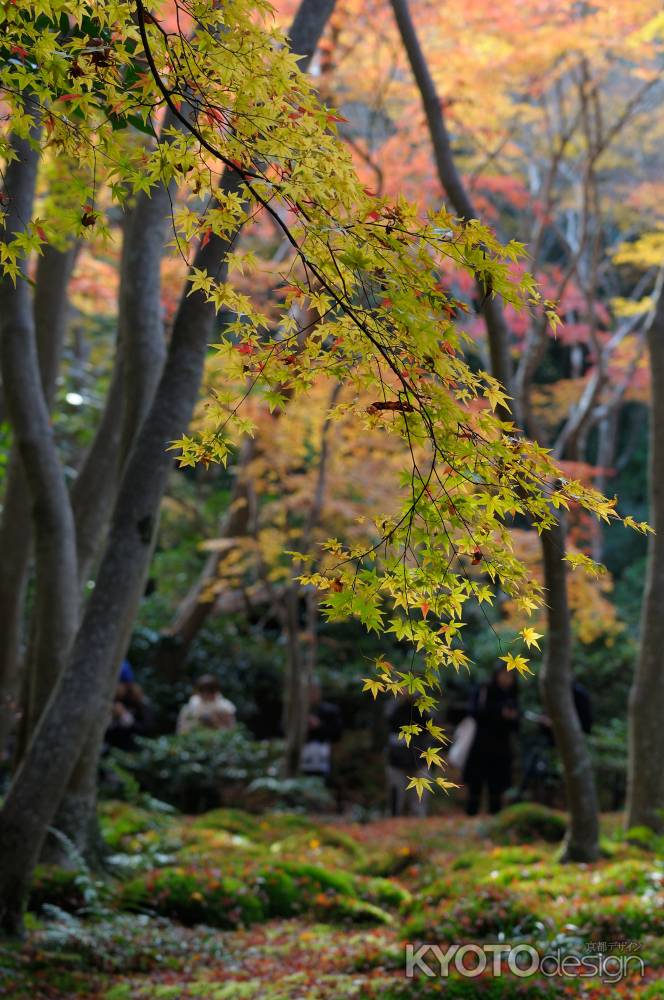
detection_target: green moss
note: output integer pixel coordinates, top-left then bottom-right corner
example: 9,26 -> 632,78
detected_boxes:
316,893 -> 393,925
363,876 -> 411,909
358,845 -> 420,877
279,860 -> 356,897
403,884 -> 543,941
118,868 -> 266,928
189,809 -> 261,836
100,802 -> 161,849
488,804 -> 567,844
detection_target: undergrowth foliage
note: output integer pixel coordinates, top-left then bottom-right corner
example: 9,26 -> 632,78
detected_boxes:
0,0 -> 648,798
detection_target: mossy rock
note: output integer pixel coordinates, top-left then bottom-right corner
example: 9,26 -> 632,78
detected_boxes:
488,803 -> 566,844
271,825 -> 365,863
118,868 -> 265,928
278,860 -> 356,897
357,844 -> 420,877
189,809 -> 262,837
313,892 -> 393,925
99,802 -> 164,850
363,876 -> 411,909
403,884 -> 542,941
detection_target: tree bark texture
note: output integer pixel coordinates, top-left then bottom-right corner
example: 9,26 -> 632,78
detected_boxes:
627,283 -> 664,832
540,518 -> 600,860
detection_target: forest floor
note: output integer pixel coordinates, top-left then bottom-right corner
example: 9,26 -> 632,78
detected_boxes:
1,803 -> 663,999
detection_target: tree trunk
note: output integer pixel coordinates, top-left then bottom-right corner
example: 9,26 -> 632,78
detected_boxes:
0,456 -> 31,758
391,0 -> 599,858
0,244 -> 78,758
0,123 -> 79,766
49,153 -> 176,863
153,437 -> 257,680
0,0 -> 338,935
627,284 -> 664,833
540,518 -> 600,860
151,0 -> 336,680
389,0 -> 514,420
0,176 -> 241,932
282,586 -> 310,777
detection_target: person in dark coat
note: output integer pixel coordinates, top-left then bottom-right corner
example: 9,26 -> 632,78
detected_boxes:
463,665 -> 519,815
385,695 -> 433,817
300,678 -> 343,781
105,660 -> 153,751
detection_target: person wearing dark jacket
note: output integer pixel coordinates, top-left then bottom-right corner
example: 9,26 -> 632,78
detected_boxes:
463,665 -> 519,815
385,695 -> 434,817
105,661 -> 153,751
300,678 -> 343,781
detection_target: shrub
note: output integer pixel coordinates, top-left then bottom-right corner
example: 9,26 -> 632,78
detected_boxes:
109,726 -> 282,813
244,775 -> 333,812
488,804 -> 566,845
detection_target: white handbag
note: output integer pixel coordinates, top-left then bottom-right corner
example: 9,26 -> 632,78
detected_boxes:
447,716 -> 477,772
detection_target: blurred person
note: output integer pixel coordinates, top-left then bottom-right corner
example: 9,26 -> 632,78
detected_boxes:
300,677 -> 342,782
385,694 -> 430,818
176,674 -> 236,735
105,660 -> 153,751
516,678 -> 593,803
463,665 -> 520,816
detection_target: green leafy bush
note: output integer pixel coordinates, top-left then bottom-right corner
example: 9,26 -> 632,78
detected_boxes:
488,804 -> 566,844
109,726 -> 281,813
245,775 -> 333,812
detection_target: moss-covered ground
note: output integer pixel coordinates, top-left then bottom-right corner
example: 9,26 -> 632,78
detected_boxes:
1,803 -> 662,998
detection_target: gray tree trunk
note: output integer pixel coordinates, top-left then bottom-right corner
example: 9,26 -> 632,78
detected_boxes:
627,283 -> 664,832
389,0 -> 513,419
50,156 -> 176,863
540,518 -> 600,860
0,244 -> 77,757
0,122 -> 79,768
390,0 -> 599,858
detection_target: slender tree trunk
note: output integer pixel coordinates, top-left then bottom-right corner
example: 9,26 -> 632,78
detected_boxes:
0,180 -> 240,933
0,122 -> 79,768
282,383 -> 340,775
50,134 -> 177,862
0,456 -> 31,758
282,585 -> 310,777
591,406 -> 619,562
627,284 -> 664,832
0,245 -> 77,757
391,0 -> 599,858
390,0 -> 514,419
540,518 -> 600,860
153,437 -> 257,680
